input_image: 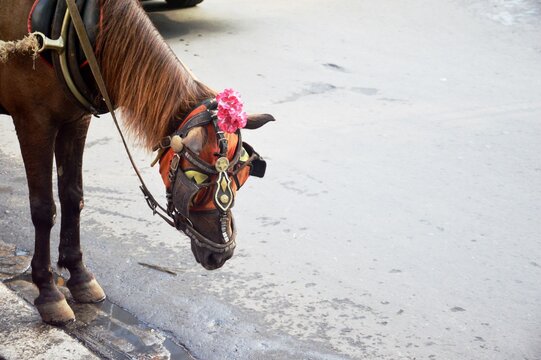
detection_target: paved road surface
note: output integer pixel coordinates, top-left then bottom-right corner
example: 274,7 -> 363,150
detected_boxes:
1,0 -> 540,359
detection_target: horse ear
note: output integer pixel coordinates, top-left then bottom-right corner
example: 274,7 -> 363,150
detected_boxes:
245,114 -> 276,129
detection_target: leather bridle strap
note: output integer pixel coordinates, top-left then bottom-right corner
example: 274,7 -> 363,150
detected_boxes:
179,131 -> 243,176
65,0 -> 175,227
176,110 -> 215,138
182,214 -> 236,254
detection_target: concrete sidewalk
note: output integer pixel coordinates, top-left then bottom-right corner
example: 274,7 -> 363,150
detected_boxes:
0,283 -> 98,360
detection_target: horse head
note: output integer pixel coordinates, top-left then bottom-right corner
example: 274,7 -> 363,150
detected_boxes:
158,101 -> 274,270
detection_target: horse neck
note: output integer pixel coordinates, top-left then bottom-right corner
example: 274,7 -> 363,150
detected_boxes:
96,0 -> 215,150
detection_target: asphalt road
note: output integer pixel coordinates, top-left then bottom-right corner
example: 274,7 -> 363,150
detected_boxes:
1,0 -> 540,359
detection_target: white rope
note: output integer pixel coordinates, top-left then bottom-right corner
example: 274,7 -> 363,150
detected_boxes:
0,32 -> 40,63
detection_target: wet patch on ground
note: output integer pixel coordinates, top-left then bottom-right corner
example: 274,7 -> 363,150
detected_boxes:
0,240 -> 31,281
205,268 -> 392,359
85,137 -> 113,149
350,87 -> 379,96
323,63 -> 349,73
275,82 -> 338,104
276,83 -> 391,104
456,0 -> 541,26
0,185 -> 13,194
86,205 -> 153,223
0,244 -> 192,360
378,97 -> 409,103
4,273 -> 193,360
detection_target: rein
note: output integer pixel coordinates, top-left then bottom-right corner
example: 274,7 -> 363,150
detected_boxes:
65,0 -> 175,227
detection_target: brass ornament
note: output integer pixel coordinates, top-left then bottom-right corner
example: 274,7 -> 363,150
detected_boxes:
171,135 -> 184,153
215,157 -> 229,172
214,171 -> 234,212
220,194 -> 230,204
220,177 -> 228,192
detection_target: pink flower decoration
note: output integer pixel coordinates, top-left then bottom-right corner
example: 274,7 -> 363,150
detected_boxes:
216,88 -> 247,133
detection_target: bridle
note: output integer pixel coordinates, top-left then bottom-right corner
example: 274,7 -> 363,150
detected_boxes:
151,99 -> 266,253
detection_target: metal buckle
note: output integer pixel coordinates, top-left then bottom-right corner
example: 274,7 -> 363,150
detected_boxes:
170,154 -> 180,172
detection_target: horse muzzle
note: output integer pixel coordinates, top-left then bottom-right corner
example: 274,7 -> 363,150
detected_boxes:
183,211 -> 237,270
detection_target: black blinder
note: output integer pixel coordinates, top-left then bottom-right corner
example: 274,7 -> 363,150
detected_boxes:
242,142 -> 266,178
172,170 -> 201,220
250,158 -> 267,178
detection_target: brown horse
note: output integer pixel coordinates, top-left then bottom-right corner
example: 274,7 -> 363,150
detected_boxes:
0,0 -> 273,324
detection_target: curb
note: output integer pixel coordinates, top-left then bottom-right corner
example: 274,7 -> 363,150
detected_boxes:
0,283 -> 98,360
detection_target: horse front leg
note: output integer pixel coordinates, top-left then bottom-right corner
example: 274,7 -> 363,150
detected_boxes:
55,116 -> 105,303
13,116 -> 75,325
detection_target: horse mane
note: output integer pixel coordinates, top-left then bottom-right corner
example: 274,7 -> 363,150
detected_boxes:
96,0 -> 216,150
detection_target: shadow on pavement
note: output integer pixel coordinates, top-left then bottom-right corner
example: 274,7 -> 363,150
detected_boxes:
142,1 -> 235,39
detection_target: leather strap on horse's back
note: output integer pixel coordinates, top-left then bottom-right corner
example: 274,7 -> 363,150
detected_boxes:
29,0 -> 107,114
28,0 -> 58,65
29,0 -> 100,67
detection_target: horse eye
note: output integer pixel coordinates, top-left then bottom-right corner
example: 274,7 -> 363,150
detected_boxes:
184,170 -> 209,184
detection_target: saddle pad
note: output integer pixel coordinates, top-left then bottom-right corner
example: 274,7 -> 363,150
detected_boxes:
28,0 -> 101,66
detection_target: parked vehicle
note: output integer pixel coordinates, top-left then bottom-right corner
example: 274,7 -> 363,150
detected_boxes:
166,0 -> 203,6
141,0 -> 203,7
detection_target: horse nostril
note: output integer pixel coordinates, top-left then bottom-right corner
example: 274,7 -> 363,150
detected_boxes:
207,253 -> 224,267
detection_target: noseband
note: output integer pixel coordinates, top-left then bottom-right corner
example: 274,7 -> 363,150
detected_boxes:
152,99 -> 266,253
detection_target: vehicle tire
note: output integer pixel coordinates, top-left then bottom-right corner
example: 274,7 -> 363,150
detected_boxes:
165,0 -> 203,8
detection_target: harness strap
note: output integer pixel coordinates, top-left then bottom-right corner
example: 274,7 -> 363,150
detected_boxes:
182,147 -> 217,174
152,104 -> 215,152
65,0 -> 175,226
178,130 -> 243,175
176,107 -> 215,137
182,213 -> 236,253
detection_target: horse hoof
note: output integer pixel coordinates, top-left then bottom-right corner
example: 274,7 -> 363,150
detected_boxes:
68,278 -> 106,303
36,298 -> 75,325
